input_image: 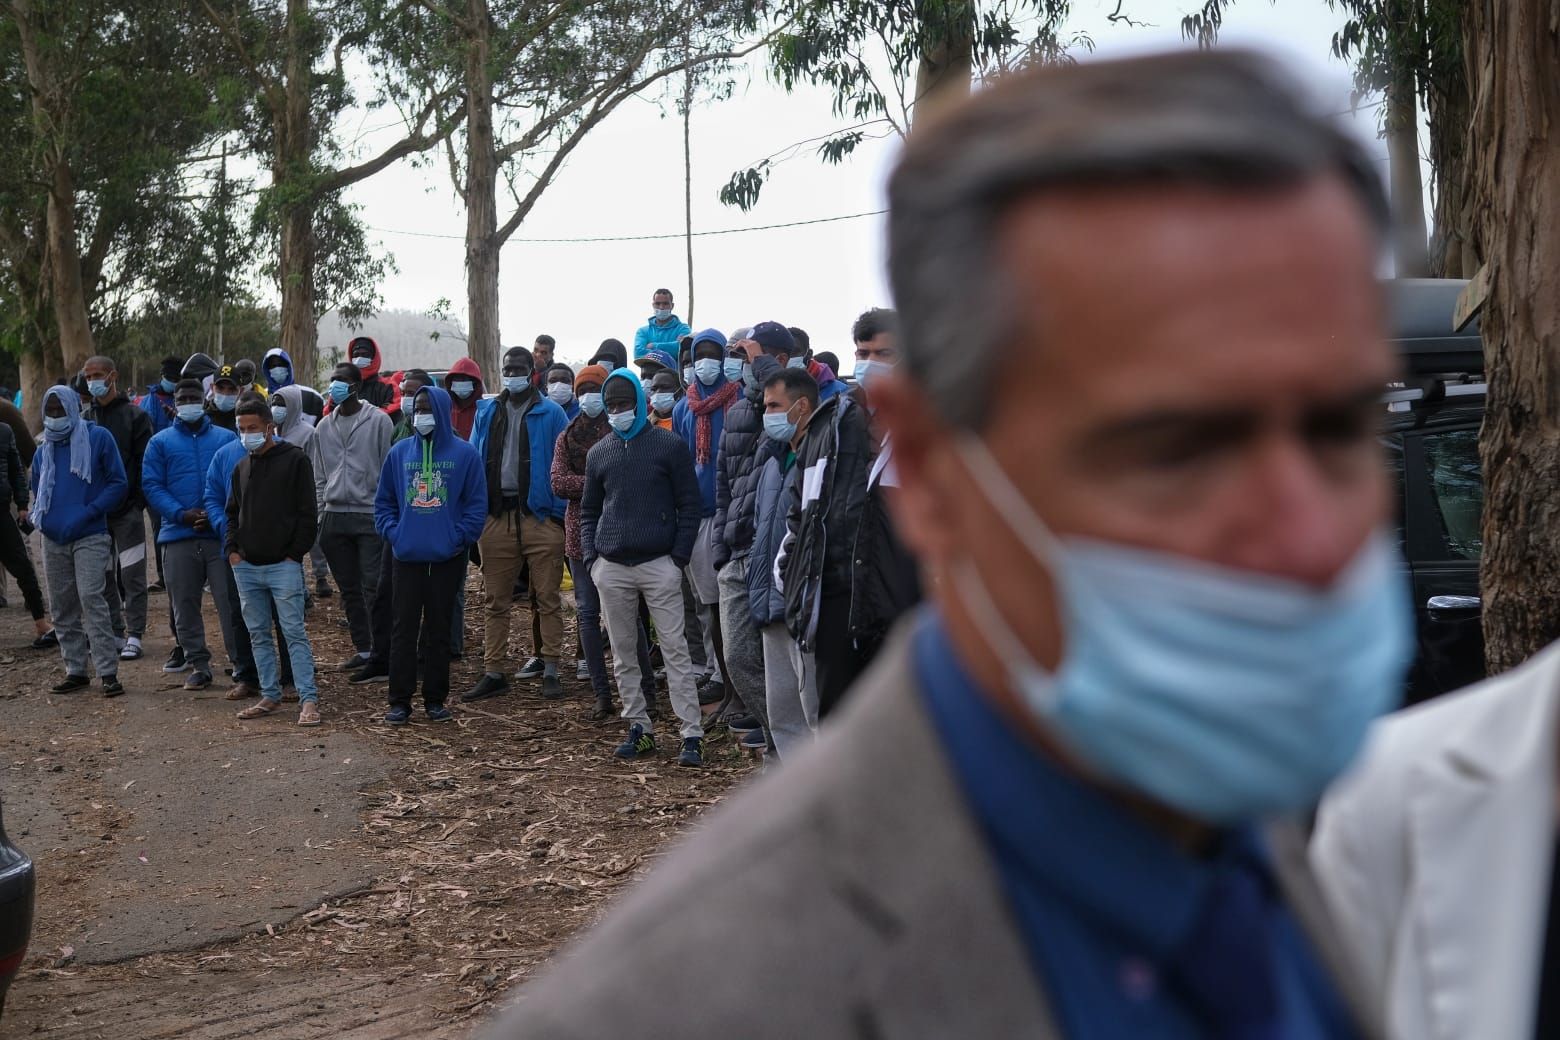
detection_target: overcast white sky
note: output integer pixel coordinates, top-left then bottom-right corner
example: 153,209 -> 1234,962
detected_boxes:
313,0 -> 1394,371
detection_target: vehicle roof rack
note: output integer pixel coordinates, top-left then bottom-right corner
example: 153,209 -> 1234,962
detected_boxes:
1388,278 -> 1483,376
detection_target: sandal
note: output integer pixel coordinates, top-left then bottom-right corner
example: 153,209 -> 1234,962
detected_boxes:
236,698 -> 282,720
297,702 -> 321,727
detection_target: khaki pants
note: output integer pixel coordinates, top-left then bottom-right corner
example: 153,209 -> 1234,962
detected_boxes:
479,510 -> 565,672
594,555 -> 703,739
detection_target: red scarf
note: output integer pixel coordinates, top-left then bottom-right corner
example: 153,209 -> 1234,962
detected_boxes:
686,378 -> 740,464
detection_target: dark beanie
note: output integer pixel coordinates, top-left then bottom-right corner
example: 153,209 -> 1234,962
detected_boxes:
161,356 -> 185,381
175,378 -> 204,396
751,321 -> 796,357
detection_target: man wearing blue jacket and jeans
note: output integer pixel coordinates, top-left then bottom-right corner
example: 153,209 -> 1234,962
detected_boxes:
31,387 -> 128,696
144,378 -> 241,690
466,346 -> 570,702
582,369 -> 705,766
375,386 -> 487,725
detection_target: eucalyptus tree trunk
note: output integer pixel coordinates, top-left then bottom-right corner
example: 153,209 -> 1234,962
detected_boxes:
1467,0 -> 1560,672
461,0 -> 501,389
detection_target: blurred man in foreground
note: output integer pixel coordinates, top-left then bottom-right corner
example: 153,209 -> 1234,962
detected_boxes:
492,50 -> 1407,1037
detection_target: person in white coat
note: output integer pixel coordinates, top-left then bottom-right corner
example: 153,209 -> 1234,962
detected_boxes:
1310,641 -> 1560,1040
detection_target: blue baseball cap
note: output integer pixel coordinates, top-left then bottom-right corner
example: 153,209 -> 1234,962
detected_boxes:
635,348 -> 678,375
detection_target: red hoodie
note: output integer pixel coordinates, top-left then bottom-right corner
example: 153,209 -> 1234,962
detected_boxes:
446,356 -> 484,440
326,336 -> 403,420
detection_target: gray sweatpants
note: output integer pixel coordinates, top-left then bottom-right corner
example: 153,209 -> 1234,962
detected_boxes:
596,556 -> 703,739
762,622 -> 818,762
43,533 -> 118,679
104,507 -> 149,640
716,557 -> 769,739
162,537 -> 239,674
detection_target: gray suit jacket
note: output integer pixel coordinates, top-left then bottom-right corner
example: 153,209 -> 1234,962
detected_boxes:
490,625 -> 1382,1039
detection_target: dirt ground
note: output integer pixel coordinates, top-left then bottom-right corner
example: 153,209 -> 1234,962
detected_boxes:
0,567 -> 755,1037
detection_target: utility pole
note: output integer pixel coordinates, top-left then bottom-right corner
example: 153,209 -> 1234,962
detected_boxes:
682,30 -> 695,326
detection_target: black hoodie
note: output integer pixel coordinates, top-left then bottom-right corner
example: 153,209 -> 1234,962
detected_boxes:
84,393 -> 152,515
224,440 -> 318,565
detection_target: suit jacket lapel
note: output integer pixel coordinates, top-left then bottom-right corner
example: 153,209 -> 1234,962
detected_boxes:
1268,821 -> 1386,1040
818,628 -> 1063,1038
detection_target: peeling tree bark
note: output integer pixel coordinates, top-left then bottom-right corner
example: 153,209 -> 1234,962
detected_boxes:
1467,0 -> 1560,673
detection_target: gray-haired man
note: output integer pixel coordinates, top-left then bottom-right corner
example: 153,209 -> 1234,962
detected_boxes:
491,50 -> 1404,1036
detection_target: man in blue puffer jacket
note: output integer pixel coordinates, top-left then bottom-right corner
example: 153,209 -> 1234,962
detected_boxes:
31,386 -> 127,696
143,378 -> 241,690
375,386 -> 486,725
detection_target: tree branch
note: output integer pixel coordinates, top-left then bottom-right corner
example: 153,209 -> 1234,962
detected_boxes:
315,91 -> 465,197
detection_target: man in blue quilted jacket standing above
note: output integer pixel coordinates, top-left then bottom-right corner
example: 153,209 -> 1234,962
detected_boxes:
632,288 -> 690,361
143,378 -> 240,692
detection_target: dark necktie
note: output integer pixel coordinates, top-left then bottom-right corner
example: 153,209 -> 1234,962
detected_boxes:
1167,859 -> 1283,1040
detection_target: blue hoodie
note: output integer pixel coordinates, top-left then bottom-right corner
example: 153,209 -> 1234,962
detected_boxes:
31,387 -> 127,544
141,381 -> 179,435
144,412 -> 238,543
203,437 -> 249,546
604,368 -> 649,441
263,347 -> 298,391
672,373 -> 736,517
375,385 -> 487,563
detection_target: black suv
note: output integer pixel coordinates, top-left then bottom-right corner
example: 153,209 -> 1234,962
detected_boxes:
0,791 -> 34,1019
1384,278 -> 1486,705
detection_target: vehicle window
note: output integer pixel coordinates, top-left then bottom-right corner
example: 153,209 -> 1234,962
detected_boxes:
1382,435 -> 1406,555
1422,428 -> 1482,559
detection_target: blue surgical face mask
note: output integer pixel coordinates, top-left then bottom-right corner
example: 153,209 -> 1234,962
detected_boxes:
654,306 -> 673,320
87,379 -> 109,399
723,358 -> 744,383
271,405 -> 289,426
268,366 -> 290,384
952,438 -> 1412,823
693,358 -> 721,386
42,415 -> 72,435
853,358 -> 893,390
241,432 -> 267,453
177,403 -> 205,424
762,409 -> 796,443
449,380 -> 474,399
787,356 -> 806,370
547,383 -> 574,406
608,410 -> 635,433
328,381 -> 351,404
352,355 -> 372,370
650,391 -> 676,413
214,393 -> 237,412
580,393 -> 604,418
160,378 -> 177,394
503,376 -> 528,395
413,413 -> 436,437
682,366 -> 694,386
742,363 -> 756,389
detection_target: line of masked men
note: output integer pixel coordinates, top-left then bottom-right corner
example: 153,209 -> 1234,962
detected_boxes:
3,307 -> 918,765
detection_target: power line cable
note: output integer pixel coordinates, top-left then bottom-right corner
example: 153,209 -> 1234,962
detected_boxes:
365,208 -> 887,244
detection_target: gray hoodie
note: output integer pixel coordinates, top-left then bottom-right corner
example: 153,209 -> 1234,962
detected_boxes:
307,400 -> 392,513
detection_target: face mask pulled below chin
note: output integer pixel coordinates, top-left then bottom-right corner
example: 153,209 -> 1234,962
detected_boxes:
952,437 -> 1412,824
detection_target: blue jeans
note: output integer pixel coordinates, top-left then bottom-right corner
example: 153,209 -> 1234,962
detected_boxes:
233,560 -> 317,704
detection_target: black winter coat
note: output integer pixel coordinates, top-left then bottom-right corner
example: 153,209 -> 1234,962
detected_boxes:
713,353 -> 781,569
848,476 -> 921,647
780,394 -> 871,650
84,394 -> 152,516
0,422 -> 26,511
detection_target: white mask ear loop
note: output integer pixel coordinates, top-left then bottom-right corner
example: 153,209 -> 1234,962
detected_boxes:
950,561 -> 1063,713
957,436 -> 1064,564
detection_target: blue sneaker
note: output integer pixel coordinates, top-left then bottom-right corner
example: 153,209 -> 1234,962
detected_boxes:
614,724 -> 656,759
678,737 -> 705,768
739,728 -> 766,752
426,705 -> 453,723
384,707 -> 411,726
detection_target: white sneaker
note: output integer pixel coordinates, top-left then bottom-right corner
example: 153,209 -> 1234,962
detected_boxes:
119,636 -> 143,661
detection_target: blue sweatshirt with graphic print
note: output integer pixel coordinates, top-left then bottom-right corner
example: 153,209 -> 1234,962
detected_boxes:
374,385 -> 487,564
